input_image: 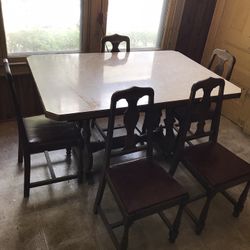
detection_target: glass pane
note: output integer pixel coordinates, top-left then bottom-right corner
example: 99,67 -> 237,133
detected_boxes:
2,0 -> 81,55
106,0 -> 168,49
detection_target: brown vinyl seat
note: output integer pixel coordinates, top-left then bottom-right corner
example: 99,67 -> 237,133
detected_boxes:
3,58 -> 84,198
23,115 -> 80,151
208,48 -> 236,80
107,158 -> 187,214
183,143 -> 250,187
93,86 -> 188,250
101,33 -> 130,52
170,77 -> 250,234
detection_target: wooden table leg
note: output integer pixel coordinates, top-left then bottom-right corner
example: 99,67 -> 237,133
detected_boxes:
151,107 -> 165,149
80,119 -> 94,184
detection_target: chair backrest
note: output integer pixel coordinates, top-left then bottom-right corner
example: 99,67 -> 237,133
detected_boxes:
207,48 -> 236,80
105,86 -> 154,168
101,33 -> 130,53
3,58 -> 27,142
177,77 -> 225,147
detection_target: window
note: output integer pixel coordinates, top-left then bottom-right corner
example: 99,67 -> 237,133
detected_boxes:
1,0 -> 81,55
106,0 -> 169,50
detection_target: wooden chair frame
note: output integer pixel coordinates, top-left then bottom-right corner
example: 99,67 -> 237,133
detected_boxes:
3,58 -> 84,197
170,77 -> 250,234
101,33 -> 130,53
94,86 -> 188,250
208,48 -> 236,80
170,49 -> 236,148
92,33 -> 133,144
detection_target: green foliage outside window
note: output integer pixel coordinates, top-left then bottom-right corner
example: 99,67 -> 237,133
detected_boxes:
7,29 -> 156,54
6,27 -> 80,54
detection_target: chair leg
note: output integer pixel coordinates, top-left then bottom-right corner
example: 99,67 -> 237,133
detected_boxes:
169,156 -> 179,176
18,137 -> 23,163
86,154 -> 94,184
233,181 -> 250,217
93,177 -> 106,214
66,147 -> 71,163
91,118 -> 96,128
82,120 -> 94,184
24,154 -> 31,198
169,201 -> 186,243
195,193 -> 215,234
77,145 -> 84,184
119,219 -> 131,250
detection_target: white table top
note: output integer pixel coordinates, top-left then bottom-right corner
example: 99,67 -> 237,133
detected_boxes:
27,50 -> 241,121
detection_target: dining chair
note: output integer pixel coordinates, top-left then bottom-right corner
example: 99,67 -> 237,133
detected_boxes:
208,48 -> 236,80
93,86 -> 188,250
3,58 -> 84,197
101,33 -> 130,53
92,34 -> 133,136
170,49 -> 236,146
170,77 -> 250,234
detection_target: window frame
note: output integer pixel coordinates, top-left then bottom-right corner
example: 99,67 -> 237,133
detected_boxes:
106,0 -> 170,50
0,0 -> 185,73
1,0 -> 86,58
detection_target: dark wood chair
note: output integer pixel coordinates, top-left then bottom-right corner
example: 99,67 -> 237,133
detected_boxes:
101,33 -> 130,53
92,34 -> 132,136
208,48 -> 236,80
3,58 -> 84,197
93,86 -> 188,250
170,77 -> 250,234
169,49 -> 236,146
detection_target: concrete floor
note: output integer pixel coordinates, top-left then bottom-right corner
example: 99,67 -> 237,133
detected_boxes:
0,116 -> 250,250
